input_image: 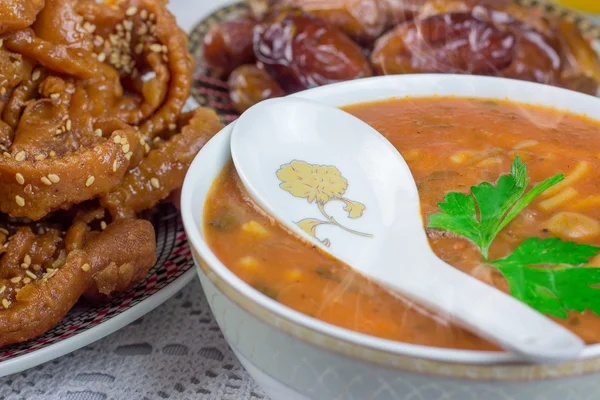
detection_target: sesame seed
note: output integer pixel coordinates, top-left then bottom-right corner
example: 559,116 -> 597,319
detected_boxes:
94,129 -> 103,137
0,88 -> 6,96
15,151 -> 26,161
49,150 -> 56,157
25,270 -> 36,279
153,137 -> 160,144
81,263 -> 90,272
122,143 -> 130,153
15,195 -> 25,207
0,286 -> 5,294
24,184 -> 32,195
97,52 -> 106,62
150,177 -> 160,189
50,93 -> 60,99
144,144 -> 150,153
112,159 -> 118,172
149,43 -> 162,53
109,34 -> 119,46
2,299 -> 10,309
35,154 -> 46,161
85,176 -> 95,187
24,255 -> 31,265
32,264 -> 41,271
123,20 -> 133,31
15,173 -> 24,185
0,228 -> 8,235
41,176 -> 52,186
56,128 -> 62,135
100,221 -> 107,230
83,21 -> 96,33
149,12 -> 156,21
47,174 -> 60,183
20,263 -> 28,269
66,119 -> 72,131
161,45 -> 168,53
10,276 -> 21,283
125,151 -> 132,160
134,43 -> 144,54
3,152 -> 11,158
113,135 -> 122,144
168,123 -> 176,131
140,9 -> 148,19
23,277 -> 31,284
139,137 -> 145,145
126,6 -> 138,16
31,70 -> 41,81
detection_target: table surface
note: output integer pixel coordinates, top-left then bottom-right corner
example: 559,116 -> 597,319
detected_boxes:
0,1 -> 266,399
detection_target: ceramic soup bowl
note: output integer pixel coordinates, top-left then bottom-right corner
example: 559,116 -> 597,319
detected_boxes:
181,74 -> 600,400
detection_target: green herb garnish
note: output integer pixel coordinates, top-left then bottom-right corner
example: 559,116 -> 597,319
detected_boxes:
427,157 -> 600,318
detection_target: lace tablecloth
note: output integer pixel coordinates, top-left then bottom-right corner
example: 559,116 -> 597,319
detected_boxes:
0,279 -> 267,400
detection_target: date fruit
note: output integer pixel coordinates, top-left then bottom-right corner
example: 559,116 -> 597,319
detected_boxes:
228,64 -> 285,113
371,12 -> 516,75
202,16 -> 257,78
254,9 -> 372,92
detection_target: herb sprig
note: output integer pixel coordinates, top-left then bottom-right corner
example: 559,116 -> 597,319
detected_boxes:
427,157 -> 600,318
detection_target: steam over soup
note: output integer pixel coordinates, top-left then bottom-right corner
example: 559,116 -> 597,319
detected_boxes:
203,97 -> 600,350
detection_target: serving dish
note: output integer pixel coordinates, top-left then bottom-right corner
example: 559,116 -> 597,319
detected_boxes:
182,74 -> 600,400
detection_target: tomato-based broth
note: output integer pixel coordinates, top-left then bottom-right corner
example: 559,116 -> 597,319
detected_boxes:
203,97 -> 600,350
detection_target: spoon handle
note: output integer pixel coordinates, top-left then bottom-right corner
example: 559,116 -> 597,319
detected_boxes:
384,255 -> 584,362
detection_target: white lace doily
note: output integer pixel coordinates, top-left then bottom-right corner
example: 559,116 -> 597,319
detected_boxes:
0,279 -> 267,400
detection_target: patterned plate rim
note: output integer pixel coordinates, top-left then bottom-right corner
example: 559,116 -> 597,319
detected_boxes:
0,201 -> 197,376
0,268 -> 195,377
188,0 -> 600,122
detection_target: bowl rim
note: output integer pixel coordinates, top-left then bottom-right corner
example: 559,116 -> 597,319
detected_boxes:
182,74 -> 600,378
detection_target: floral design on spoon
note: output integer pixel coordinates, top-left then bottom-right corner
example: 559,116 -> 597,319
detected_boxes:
276,160 -> 372,246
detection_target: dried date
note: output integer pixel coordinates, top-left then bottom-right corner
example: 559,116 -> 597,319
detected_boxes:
371,12 -> 516,76
473,6 -> 561,85
247,0 -> 388,42
228,64 -> 285,113
202,16 -> 257,78
253,9 -> 372,92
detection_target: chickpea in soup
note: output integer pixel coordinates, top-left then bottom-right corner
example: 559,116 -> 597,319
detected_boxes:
203,97 -> 600,350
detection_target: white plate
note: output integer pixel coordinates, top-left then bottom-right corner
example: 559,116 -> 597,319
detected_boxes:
0,205 -> 196,377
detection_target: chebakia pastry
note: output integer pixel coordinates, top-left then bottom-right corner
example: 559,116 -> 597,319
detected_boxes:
0,0 -> 222,346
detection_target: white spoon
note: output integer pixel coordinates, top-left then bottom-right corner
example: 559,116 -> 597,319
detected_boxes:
230,96 -> 585,363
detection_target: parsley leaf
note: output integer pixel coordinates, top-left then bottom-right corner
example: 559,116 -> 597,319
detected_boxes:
426,157 -> 600,319
496,265 -> 600,319
491,237 -> 600,267
428,157 -> 564,258
490,238 -> 600,318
